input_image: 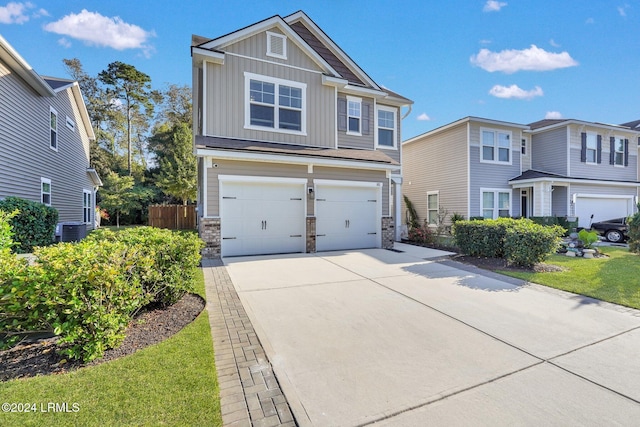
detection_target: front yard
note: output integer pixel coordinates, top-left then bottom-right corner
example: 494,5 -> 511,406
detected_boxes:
500,246 -> 640,310
0,268 -> 222,427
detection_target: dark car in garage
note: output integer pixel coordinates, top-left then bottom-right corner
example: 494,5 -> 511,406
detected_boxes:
590,217 -> 629,243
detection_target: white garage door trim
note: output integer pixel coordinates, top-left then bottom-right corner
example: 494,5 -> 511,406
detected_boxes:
314,179 -> 382,252
219,175 -> 307,257
573,193 -> 635,228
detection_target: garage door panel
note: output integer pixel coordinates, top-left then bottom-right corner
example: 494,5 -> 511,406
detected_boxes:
220,180 -> 306,257
575,196 -> 634,228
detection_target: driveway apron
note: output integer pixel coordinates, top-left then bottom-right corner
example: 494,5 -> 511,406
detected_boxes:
221,244 -> 640,426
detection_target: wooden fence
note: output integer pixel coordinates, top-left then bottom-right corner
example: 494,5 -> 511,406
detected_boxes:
148,204 -> 197,230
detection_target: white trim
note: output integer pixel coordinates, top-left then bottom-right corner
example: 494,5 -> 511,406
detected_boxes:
227,52 -> 322,75
244,72 -> 307,136
466,121 -> 471,220
202,158 -> 208,218
375,105 -> 397,150
219,175 -> 308,185
195,148 -> 397,172
313,179 -> 380,188
509,176 -> 640,188
480,187 -> 512,219
572,193 -> 635,202
479,127 -> 512,165
202,61 -> 208,136
566,126 -> 571,176
83,189 -> 92,224
266,31 -> 287,59
346,95 -> 362,136
41,177 -> 52,206
49,106 -> 58,151
404,116 -> 528,146
426,190 -> 439,225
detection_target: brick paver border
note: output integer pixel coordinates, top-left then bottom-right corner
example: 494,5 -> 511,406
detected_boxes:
202,259 -> 296,427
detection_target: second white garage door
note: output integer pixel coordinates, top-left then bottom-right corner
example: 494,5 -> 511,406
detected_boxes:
574,194 -> 635,228
315,180 -> 381,252
220,177 -> 306,257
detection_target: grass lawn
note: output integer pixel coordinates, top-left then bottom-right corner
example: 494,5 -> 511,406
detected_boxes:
0,268 -> 222,427
501,246 -> 640,310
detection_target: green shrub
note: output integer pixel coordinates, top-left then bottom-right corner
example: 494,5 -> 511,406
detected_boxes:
503,220 -> 564,267
0,196 -> 58,253
407,223 -> 435,246
453,217 -> 518,258
629,205 -> 640,254
578,229 -> 599,249
87,227 -> 204,306
0,209 -> 18,251
0,249 -> 32,349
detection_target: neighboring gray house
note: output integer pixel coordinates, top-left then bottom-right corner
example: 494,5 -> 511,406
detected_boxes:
403,116 -> 640,232
0,35 -> 101,234
192,11 -> 412,258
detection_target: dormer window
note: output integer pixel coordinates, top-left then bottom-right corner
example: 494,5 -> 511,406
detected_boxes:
266,31 -> 287,59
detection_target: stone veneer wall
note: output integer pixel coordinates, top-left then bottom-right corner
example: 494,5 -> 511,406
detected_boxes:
306,217 -> 316,253
382,217 -> 394,249
200,217 -> 221,258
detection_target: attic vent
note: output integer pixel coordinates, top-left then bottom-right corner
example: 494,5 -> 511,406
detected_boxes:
266,31 -> 287,59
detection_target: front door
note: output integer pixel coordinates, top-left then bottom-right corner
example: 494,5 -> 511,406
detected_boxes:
521,189 -> 529,218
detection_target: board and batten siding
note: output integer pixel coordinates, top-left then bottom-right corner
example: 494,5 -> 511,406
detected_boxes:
567,125 -> 638,181
531,127 -> 568,176
403,123 -> 468,225
0,62 -> 94,224
468,122 -> 523,218
337,95 -> 374,150
203,33 -> 335,147
205,159 -> 389,217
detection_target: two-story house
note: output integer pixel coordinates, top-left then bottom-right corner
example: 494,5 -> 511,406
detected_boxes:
403,116 -> 640,234
191,11 -> 412,258
0,35 -> 101,235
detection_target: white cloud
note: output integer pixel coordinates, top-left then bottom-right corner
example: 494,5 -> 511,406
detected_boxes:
57,37 -> 71,48
43,9 -> 155,52
483,1 -> 507,12
549,39 -> 560,47
489,84 -> 543,100
417,113 -> 431,121
0,1 -> 34,24
470,45 -> 578,74
545,111 -> 563,119
618,4 -> 629,17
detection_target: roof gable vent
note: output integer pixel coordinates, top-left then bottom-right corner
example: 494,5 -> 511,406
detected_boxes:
266,31 -> 287,59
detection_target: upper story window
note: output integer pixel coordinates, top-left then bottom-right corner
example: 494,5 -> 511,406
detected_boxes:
50,107 -> 58,151
481,129 -> 511,164
585,133 -> 597,163
377,106 -> 396,148
581,132 -> 601,164
611,136 -> 628,167
521,138 -> 527,155
41,178 -> 51,206
245,73 -> 306,135
347,96 -> 361,135
266,31 -> 287,59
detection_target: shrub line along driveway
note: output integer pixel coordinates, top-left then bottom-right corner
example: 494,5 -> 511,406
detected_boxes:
205,243 -> 640,426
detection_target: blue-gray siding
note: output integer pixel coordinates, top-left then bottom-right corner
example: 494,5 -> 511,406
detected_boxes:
531,127 -> 567,175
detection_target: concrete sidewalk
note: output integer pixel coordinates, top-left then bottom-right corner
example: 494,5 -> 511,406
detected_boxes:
205,244 -> 640,425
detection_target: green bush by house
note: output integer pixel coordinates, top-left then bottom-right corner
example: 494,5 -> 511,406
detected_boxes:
454,217 -> 564,267
0,223 -> 204,362
0,196 -> 58,253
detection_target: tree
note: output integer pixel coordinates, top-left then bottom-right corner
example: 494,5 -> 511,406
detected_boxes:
98,62 -> 154,176
155,123 -> 197,206
99,172 -> 153,227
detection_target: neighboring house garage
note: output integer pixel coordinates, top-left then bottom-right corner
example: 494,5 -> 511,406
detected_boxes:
573,194 -> 636,228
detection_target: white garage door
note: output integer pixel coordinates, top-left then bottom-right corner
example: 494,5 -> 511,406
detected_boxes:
574,195 -> 634,228
315,180 -> 381,252
220,177 -> 306,257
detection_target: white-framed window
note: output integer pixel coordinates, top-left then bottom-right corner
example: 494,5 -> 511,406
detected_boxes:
50,107 -> 58,150
83,190 -> 92,224
614,136 -> 625,166
377,106 -> 396,148
481,128 -> 511,164
41,178 -> 52,206
521,138 -> 527,155
347,96 -> 362,135
245,73 -> 306,135
585,133 -> 598,164
481,189 -> 511,219
66,116 -> 75,131
427,192 -> 439,225
266,31 -> 287,59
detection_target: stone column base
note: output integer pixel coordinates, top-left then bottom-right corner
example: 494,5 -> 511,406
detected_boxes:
199,217 -> 221,258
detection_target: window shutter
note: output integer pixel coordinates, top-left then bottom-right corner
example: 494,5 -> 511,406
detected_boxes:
625,139 -> 629,166
362,103 -> 370,135
596,135 -> 602,164
580,132 -> 587,162
337,98 -> 347,131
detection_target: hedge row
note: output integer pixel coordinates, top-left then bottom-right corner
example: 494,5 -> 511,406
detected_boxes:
0,225 -> 204,362
453,218 -> 564,267
0,196 -> 58,253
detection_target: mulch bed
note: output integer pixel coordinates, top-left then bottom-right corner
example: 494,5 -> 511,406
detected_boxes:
451,254 -> 566,273
0,293 -> 205,382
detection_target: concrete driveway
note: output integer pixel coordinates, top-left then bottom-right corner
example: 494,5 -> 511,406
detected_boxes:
223,243 -> 640,426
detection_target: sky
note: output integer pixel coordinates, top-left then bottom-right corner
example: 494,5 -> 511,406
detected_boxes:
1,0 -> 639,139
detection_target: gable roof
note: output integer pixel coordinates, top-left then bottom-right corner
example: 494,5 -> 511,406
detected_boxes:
192,10 -> 411,105
0,34 -> 55,97
620,119 -> 640,131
